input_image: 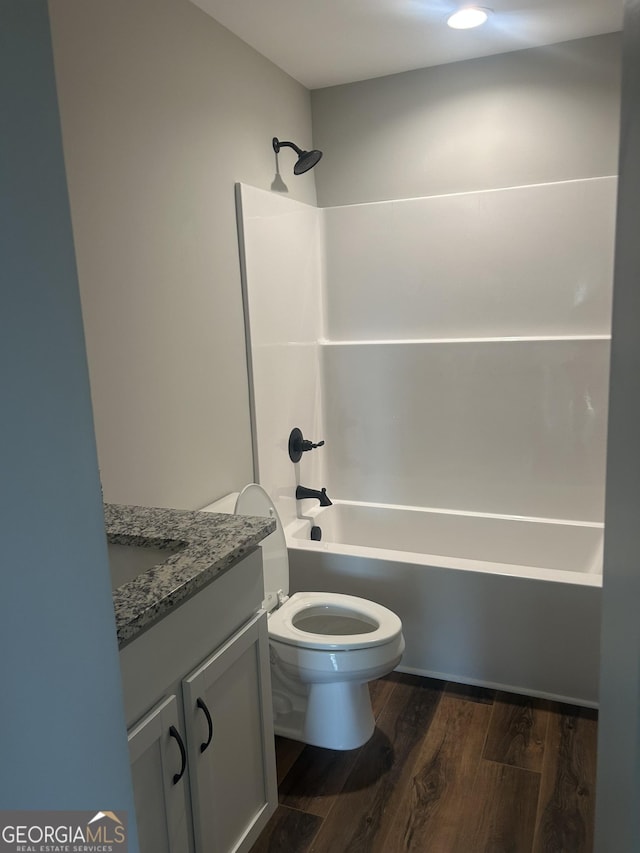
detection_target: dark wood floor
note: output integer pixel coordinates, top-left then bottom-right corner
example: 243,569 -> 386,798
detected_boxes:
251,672 -> 598,853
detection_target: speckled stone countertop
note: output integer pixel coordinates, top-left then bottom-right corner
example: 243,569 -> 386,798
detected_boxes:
105,503 -> 275,649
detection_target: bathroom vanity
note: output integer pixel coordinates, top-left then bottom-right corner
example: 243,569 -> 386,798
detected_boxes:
106,504 -> 277,853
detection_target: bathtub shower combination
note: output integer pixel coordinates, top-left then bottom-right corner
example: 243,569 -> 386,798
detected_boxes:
234,176 -> 616,707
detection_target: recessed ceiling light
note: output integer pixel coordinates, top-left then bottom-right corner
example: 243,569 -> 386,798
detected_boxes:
447,6 -> 491,29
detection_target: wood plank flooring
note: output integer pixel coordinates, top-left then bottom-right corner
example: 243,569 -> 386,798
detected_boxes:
251,673 -> 598,853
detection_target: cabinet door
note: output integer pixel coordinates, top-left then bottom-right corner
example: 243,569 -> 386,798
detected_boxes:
183,611 -> 277,853
128,695 -> 191,853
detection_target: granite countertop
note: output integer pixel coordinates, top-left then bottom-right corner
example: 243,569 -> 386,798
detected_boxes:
105,503 -> 275,649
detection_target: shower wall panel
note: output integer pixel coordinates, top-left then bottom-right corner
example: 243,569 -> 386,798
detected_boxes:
322,177 -> 616,340
236,184 -> 325,526
322,339 -> 610,521
321,177 -> 615,521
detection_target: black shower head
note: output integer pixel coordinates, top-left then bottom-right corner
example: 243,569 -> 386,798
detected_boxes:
272,137 -> 323,175
293,147 -> 323,175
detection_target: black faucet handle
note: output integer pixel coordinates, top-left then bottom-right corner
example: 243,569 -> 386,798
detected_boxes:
288,427 -> 326,463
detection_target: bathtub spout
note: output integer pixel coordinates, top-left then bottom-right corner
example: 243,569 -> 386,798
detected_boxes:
296,485 -> 333,507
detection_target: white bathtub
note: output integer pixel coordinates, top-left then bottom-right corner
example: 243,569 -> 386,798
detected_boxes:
286,501 -> 603,706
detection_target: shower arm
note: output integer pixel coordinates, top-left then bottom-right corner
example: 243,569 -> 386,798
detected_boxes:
272,138 -> 303,156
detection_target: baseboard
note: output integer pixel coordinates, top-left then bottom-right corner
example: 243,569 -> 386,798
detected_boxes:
394,664 -> 599,710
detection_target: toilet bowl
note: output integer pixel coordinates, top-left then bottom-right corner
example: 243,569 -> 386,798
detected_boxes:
227,484 -> 405,750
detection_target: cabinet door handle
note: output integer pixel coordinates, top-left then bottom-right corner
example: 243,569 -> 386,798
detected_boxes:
196,697 -> 214,753
169,725 -> 187,784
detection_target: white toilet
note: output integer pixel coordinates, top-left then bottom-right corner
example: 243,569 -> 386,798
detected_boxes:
232,483 -> 404,751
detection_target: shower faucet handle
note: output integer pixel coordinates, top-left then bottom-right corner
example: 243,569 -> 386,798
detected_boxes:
288,427 -> 325,463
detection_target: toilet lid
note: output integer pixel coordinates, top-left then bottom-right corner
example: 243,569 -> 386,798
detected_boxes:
235,483 -> 289,612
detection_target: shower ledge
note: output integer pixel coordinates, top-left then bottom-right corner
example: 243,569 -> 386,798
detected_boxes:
320,335 -> 611,345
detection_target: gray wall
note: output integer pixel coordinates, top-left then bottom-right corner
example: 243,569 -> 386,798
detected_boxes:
0,1 -> 137,837
312,33 -> 621,207
48,0 -> 316,510
595,2 -> 640,850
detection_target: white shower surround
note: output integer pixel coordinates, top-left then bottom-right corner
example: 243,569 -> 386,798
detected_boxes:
235,177 -> 615,703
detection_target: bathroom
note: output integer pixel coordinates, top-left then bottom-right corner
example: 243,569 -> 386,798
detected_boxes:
3,0 -> 640,851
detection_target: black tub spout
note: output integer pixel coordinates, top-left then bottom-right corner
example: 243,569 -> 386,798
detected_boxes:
296,485 -> 333,507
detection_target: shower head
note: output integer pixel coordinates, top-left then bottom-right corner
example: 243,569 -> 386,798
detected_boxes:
272,137 -> 323,175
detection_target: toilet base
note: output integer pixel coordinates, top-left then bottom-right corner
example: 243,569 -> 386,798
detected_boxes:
273,679 -> 375,750
305,681 -> 375,749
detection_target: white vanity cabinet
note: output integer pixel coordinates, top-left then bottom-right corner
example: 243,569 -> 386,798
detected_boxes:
119,550 -> 277,853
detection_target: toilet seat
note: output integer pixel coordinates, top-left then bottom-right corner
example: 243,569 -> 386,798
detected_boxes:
268,591 -> 403,651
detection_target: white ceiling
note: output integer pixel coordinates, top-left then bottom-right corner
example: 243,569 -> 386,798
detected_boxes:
190,0 -> 623,89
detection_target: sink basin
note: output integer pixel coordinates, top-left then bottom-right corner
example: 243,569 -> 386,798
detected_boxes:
107,542 -> 181,591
